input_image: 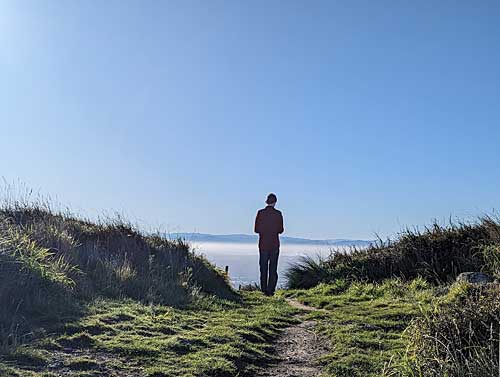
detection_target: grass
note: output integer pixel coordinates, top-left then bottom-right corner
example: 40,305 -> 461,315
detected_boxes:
283,217 -> 500,376
286,217 -> 500,289
0,189 -> 237,352
3,186 -> 499,377
393,282 -> 500,377
282,278 -> 435,377
0,292 -> 298,377
0,187 -> 302,376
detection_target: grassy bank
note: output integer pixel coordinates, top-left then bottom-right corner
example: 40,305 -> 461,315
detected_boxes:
0,293 -> 298,376
283,278 -> 434,376
284,217 -> 500,377
0,195 -> 302,376
286,217 -> 500,289
397,282 -> 500,377
0,197 -> 238,353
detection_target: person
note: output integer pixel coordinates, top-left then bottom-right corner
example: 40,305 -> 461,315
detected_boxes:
254,193 -> 284,296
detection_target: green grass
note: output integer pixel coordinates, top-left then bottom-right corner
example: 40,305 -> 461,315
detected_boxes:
3,188 -> 498,377
394,282 -> 500,377
282,215 -> 500,376
0,193 -> 237,352
282,278 -> 435,377
286,216 -> 500,289
0,292 -> 298,377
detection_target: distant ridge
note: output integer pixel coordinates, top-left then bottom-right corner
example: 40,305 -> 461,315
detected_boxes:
171,233 -> 373,247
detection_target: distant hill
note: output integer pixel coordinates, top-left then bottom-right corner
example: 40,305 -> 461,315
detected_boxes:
171,233 -> 373,247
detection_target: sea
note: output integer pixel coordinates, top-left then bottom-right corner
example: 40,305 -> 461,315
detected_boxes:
190,241 -> 338,288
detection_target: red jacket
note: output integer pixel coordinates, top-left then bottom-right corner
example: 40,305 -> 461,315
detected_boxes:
254,206 -> 284,251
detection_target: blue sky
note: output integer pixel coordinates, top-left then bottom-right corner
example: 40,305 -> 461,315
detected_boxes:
1,1 -> 499,239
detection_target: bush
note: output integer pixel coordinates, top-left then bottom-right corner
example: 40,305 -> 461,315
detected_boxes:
398,283 -> 500,377
284,255 -> 332,289
286,217 -> 500,289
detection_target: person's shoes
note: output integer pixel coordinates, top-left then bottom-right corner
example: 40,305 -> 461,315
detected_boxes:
265,291 -> 274,297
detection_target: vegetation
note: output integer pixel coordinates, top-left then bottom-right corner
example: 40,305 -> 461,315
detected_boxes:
0,293 -> 298,376
395,282 -> 500,377
282,278 -> 435,377
0,193 -> 300,376
0,192 -> 237,354
284,218 -> 500,377
286,217 -> 500,288
2,187 -> 499,377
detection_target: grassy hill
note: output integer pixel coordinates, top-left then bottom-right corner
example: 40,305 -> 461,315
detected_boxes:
286,217 -> 500,288
0,199 -> 302,376
284,217 -> 500,376
1,195 -> 499,376
0,199 -> 239,350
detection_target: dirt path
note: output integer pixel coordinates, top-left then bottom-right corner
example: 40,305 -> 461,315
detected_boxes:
285,298 -> 328,312
256,299 -> 329,377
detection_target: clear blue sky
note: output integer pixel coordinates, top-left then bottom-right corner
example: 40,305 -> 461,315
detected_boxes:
1,1 -> 499,239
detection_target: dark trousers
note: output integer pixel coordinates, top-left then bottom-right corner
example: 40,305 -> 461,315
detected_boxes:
259,250 -> 279,294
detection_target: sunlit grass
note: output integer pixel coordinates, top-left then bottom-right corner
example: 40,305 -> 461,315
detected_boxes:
282,278 -> 434,377
0,293 -> 298,377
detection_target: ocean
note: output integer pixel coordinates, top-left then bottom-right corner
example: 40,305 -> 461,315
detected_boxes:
190,241 -> 337,288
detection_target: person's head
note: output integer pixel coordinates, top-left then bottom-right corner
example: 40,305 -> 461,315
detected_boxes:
266,193 -> 277,206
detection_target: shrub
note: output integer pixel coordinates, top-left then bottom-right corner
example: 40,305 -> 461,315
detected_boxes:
284,255 -> 332,289
286,217 -> 500,289
398,283 -> 500,377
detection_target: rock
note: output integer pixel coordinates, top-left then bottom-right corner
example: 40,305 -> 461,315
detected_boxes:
456,272 -> 494,284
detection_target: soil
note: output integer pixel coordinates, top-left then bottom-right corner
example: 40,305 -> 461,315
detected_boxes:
255,299 -> 329,377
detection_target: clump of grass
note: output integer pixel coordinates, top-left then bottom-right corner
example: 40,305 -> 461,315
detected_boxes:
0,364 -> 22,376
4,347 -> 49,367
59,332 -> 96,348
238,283 -> 260,291
0,225 -> 78,351
63,356 -> 99,371
393,282 -> 500,377
482,244 -> 500,277
284,255 -> 332,289
286,217 -> 500,289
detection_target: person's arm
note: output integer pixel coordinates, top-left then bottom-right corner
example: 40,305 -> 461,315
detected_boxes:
278,212 -> 284,234
254,211 -> 261,234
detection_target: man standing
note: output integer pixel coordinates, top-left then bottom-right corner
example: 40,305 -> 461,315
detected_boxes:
254,193 -> 284,296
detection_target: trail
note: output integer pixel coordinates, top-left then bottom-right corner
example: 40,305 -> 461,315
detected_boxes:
256,299 -> 329,377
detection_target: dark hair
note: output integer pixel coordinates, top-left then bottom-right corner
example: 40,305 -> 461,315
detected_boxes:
266,193 -> 277,205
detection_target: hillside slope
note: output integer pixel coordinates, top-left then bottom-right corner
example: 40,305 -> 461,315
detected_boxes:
0,201 -> 237,354
284,217 -> 500,376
